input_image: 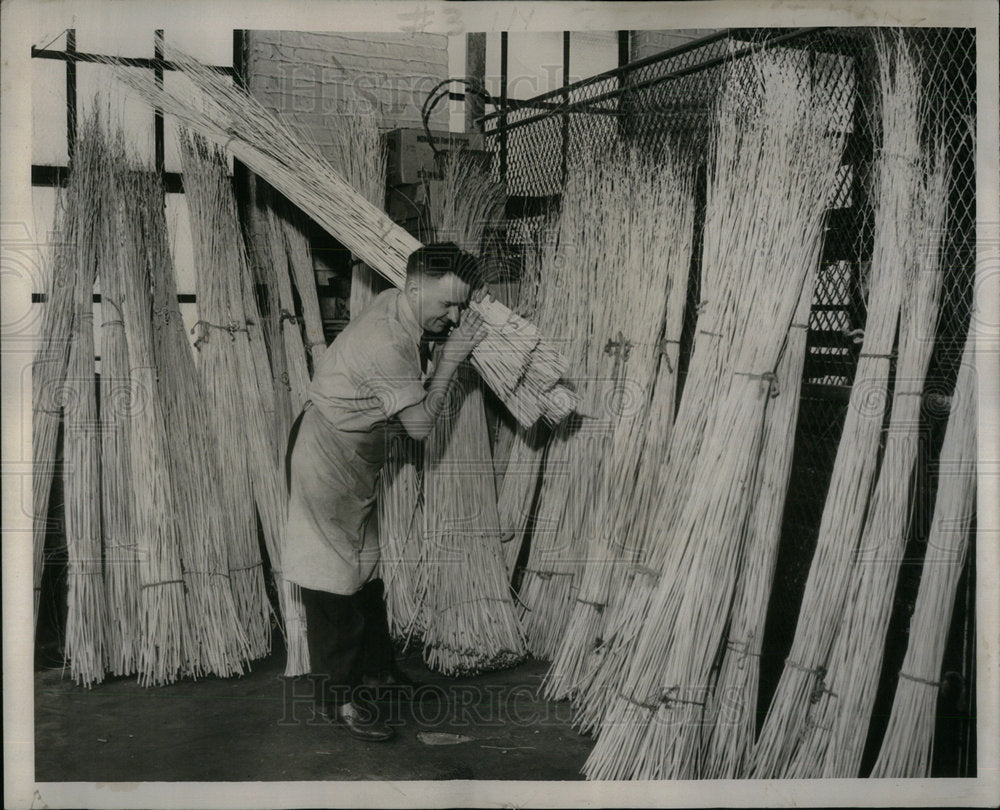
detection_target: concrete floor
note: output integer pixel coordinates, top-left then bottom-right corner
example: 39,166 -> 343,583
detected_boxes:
35,651 -> 594,781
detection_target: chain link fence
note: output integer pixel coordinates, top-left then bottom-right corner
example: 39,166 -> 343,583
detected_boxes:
482,27 -> 977,776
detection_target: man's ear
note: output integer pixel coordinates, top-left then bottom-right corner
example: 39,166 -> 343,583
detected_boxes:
404,276 -> 419,297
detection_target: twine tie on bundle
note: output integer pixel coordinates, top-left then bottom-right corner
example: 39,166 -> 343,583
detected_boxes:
278,308 -> 299,326
733,369 -> 780,398
898,671 -> 942,689
726,636 -> 762,670
191,319 -> 250,349
785,658 -> 837,704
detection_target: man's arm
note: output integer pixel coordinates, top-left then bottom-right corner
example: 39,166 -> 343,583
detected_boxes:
396,310 -> 486,440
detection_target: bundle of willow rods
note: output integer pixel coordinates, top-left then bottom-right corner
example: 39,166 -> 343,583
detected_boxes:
179,132 -> 272,661
701,277 -> 814,778
114,137 -> 191,687
378,432 -> 426,641
62,115 -> 108,686
749,36 -> 922,778
870,339 -> 976,778
107,47 -> 574,429
543,144 -> 697,692
94,129 -> 140,677
419,366 -> 527,675
495,227 -> 548,573
415,149 -> 527,674
180,131 -> 309,675
32,164 -> 78,633
323,99 -> 388,319
144,159 -> 252,679
512,148 -> 613,658
277,201 -> 327,367
567,52 -> 808,736
786,126 -> 951,780
585,51 -> 845,781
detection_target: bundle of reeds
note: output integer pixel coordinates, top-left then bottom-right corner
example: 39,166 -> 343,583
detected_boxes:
701,278 -> 814,778
114,144 -> 192,688
419,366 -> 527,674
32,177 -> 78,634
93,127 -> 140,678
414,149 -> 527,673
542,143 -> 697,691
378,432 -> 426,642
785,128 -> 951,780
495,228 -> 549,574
61,116 -> 108,686
870,339 -> 976,778
277,202 -> 327,367
179,132 -> 273,662
750,35 -> 924,779
325,99 -> 389,319
142,158 -> 252,679
584,51 -> 845,780
107,48 -> 575,428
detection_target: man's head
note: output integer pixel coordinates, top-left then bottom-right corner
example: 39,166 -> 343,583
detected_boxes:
404,242 -> 482,336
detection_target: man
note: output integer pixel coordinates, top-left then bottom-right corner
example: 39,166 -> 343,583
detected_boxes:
283,242 -> 486,742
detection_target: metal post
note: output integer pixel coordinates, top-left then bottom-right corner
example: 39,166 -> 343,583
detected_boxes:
561,31 -> 570,186
66,29 -> 76,160
154,30 -> 165,177
500,32 -> 508,186
465,33 -> 486,133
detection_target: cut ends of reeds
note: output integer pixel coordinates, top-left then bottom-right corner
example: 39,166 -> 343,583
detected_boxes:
470,293 -> 579,428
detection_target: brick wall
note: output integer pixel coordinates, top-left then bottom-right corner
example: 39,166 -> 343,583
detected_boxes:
245,30 -> 450,163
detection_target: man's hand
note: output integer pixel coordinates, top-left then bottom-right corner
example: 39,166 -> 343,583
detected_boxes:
441,309 -> 487,365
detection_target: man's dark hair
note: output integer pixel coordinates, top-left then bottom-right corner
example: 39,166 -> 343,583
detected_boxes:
406,242 -> 482,288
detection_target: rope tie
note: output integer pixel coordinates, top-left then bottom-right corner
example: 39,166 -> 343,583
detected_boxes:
858,350 -> 895,360
695,299 -> 709,315
894,389 -> 925,398
619,690 -> 660,712
141,578 -> 185,589
191,319 -> 249,349
786,659 -> 836,703
279,309 -> 299,327
726,637 -> 762,670
604,331 -> 633,413
523,568 -> 574,581
229,561 -> 264,574
898,671 -> 942,689
657,337 -> 681,372
790,322 -> 810,330
841,326 -> 865,344
660,685 -> 706,709
629,563 -> 660,580
33,406 -> 63,415
734,370 -> 780,398
698,329 -> 723,339
101,319 -> 125,328
574,596 -> 606,612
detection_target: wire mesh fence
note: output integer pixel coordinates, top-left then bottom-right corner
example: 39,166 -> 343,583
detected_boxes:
483,26 -> 977,775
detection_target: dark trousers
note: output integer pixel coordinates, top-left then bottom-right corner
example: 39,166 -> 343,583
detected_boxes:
301,579 -> 396,711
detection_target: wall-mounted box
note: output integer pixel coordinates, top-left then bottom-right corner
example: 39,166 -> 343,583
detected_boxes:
385,128 -> 488,185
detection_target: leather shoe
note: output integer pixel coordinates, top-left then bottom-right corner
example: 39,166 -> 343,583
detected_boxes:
322,702 -> 395,742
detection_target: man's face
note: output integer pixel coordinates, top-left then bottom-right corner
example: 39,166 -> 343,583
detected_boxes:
412,272 -> 472,336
